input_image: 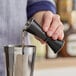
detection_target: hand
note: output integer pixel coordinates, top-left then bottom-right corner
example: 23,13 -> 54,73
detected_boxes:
33,11 -> 64,43
42,11 -> 64,40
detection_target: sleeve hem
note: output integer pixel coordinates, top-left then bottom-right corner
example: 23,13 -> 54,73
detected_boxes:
27,1 -> 56,19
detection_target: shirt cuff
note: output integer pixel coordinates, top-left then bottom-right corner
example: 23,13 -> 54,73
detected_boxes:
27,1 -> 56,19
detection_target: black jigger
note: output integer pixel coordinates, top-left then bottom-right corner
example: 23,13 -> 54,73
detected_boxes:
23,18 -> 64,53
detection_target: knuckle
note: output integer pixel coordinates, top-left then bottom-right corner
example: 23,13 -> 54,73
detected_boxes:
53,30 -> 59,35
60,23 -> 64,30
46,11 -> 53,15
45,11 -> 53,18
62,25 -> 64,30
60,31 -> 64,39
49,27 -> 54,31
56,15 -> 60,19
54,32 -> 59,36
55,14 -> 60,20
62,31 -> 64,37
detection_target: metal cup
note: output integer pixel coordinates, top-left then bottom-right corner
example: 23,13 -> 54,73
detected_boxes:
4,45 -> 36,76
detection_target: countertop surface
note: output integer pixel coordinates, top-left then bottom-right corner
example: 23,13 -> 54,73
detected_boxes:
34,57 -> 76,70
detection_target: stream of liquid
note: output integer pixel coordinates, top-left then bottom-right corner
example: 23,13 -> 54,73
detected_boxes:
22,30 -> 25,54
22,30 -> 26,76
21,30 -> 31,76
21,30 -> 35,76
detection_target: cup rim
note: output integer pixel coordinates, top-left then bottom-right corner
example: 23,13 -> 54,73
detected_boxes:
4,45 -> 36,48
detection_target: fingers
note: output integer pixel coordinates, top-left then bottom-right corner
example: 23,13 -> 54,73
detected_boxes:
58,31 -> 64,40
42,13 -> 64,40
52,24 -> 64,40
42,11 -> 53,32
33,11 -> 64,42
47,15 -> 61,37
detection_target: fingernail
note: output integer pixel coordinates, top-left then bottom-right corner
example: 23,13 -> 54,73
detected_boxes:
47,31 -> 53,36
43,27 -> 48,32
52,35 -> 57,40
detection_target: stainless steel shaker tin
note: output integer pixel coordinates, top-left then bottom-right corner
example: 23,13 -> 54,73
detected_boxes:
4,45 -> 36,76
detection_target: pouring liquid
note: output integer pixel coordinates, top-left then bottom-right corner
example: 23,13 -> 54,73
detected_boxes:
21,30 -> 25,54
21,30 -> 31,76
